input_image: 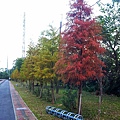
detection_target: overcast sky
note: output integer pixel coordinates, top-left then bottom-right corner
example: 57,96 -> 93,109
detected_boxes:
0,0 -> 111,69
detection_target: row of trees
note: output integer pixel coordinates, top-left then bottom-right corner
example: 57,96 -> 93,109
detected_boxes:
11,25 -> 60,104
10,0 -> 120,115
0,71 -> 9,79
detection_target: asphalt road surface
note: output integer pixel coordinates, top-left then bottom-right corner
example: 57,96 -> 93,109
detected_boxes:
0,80 -> 15,120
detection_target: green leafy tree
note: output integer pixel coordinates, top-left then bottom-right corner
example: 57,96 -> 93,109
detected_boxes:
11,68 -> 20,81
11,58 -> 24,81
97,2 -> 120,96
36,25 -> 60,103
20,58 -> 30,85
14,58 -> 24,72
33,54 -> 44,98
0,71 -> 9,79
25,41 -> 38,93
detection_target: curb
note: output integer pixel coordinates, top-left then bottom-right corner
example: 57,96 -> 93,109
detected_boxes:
9,81 -> 17,120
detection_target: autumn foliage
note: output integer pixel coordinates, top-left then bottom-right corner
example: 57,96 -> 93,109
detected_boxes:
55,0 -> 105,85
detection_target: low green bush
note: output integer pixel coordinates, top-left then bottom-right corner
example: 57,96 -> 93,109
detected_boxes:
61,88 -> 77,111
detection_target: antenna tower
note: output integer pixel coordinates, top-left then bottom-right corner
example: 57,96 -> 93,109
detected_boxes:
22,12 -> 25,58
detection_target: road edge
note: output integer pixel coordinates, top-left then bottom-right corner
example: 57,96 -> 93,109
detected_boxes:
9,81 -> 17,120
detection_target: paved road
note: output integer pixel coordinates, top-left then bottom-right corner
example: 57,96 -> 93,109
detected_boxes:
0,80 -> 15,120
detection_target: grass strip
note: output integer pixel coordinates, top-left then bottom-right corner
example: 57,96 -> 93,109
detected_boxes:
11,81 -> 120,120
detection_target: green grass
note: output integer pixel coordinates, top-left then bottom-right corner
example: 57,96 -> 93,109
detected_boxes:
11,81 -> 120,120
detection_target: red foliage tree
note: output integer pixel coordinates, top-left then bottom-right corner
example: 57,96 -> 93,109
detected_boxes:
55,0 -> 105,114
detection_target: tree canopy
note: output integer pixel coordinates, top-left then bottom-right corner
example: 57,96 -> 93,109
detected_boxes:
97,2 -> 120,95
55,0 -> 105,85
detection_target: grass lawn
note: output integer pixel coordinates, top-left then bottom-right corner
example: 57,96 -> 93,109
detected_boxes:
11,81 -> 120,120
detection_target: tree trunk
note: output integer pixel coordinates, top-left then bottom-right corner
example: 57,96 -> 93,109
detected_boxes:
56,86 -> 59,94
51,80 -> 55,104
39,82 -> 43,98
32,80 -> 34,93
78,81 -> 82,115
28,80 -> 31,92
108,40 -> 119,72
55,80 -> 59,94
98,77 -> 103,120
99,78 -> 103,104
26,80 -> 28,88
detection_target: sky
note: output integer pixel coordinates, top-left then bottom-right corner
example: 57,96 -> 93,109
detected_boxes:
0,0 -> 111,69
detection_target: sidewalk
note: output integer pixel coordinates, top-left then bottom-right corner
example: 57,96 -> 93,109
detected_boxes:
9,81 -> 38,120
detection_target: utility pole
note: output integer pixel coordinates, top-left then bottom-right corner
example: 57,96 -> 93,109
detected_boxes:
7,56 -> 8,74
60,14 -> 63,35
22,12 -> 26,58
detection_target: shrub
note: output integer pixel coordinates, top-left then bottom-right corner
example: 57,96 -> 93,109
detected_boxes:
61,88 -> 77,111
